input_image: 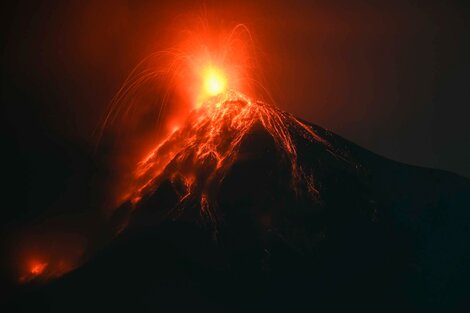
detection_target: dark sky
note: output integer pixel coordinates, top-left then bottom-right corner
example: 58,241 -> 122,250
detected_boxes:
1,0 -> 469,224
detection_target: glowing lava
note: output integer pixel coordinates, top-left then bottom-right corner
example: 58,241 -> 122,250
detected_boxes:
117,89 -> 332,233
203,66 -> 227,97
18,260 -> 48,283
30,261 -> 47,275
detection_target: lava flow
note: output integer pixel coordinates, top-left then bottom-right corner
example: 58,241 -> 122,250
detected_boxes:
115,88 -> 333,232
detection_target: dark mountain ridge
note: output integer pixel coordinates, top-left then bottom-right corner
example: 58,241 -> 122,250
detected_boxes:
6,100 -> 470,312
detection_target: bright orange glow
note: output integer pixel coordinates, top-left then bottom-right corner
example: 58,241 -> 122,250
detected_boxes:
203,66 -> 227,96
18,259 -> 49,283
18,254 -> 80,284
13,231 -> 86,284
30,261 -> 47,275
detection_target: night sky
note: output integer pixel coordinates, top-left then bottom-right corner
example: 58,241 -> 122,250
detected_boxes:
1,0 -> 469,226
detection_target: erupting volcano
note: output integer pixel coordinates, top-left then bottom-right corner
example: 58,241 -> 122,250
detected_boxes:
5,20 -> 470,313
100,24 -> 336,236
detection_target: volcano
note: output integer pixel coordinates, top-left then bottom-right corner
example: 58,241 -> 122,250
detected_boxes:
6,93 -> 470,312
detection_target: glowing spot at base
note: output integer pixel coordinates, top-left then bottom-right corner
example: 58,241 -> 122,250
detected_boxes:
203,66 -> 227,96
30,261 -> 47,275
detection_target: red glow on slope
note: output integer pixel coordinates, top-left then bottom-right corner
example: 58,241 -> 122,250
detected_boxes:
29,261 -> 47,275
19,256 -> 76,284
19,260 -> 48,283
13,229 -> 86,284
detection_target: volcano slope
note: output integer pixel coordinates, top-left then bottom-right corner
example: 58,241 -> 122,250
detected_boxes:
7,95 -> 470,312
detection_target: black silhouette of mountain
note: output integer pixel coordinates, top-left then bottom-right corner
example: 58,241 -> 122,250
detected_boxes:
5,114 -> 470,312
